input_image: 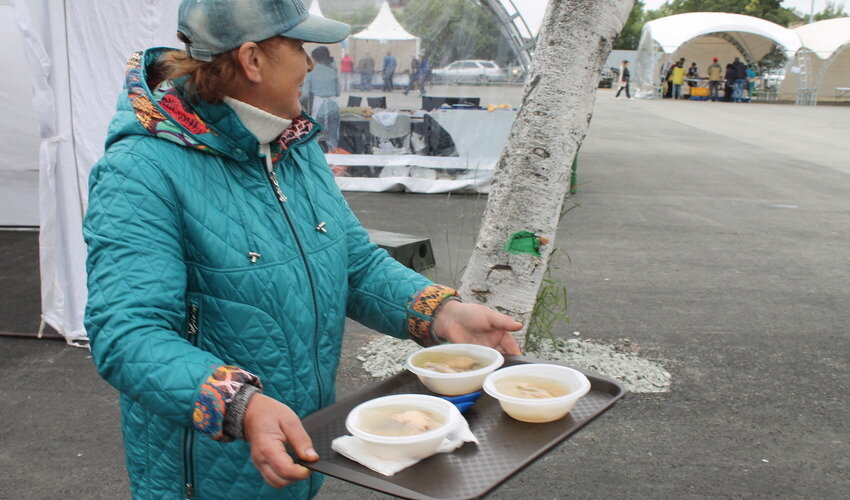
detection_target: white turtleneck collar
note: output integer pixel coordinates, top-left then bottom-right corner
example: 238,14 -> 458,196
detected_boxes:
223,96 -> 292,145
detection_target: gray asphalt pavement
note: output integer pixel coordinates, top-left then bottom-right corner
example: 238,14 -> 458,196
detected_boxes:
1,91 -> 848,498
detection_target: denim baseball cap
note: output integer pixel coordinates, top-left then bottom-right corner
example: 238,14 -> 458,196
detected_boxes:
178,0 -> 351,61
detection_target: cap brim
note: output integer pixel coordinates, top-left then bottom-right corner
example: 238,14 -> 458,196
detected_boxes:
282,15 -> 351,44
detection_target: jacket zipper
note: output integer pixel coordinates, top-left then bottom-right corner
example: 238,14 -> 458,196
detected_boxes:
266,154 -> 325,406
184,303 -> 200,499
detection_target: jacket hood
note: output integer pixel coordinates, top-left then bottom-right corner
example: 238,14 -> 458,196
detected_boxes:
106,48 -> 319,163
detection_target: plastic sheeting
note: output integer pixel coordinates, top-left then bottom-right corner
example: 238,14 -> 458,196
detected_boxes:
8,0 -> 532,342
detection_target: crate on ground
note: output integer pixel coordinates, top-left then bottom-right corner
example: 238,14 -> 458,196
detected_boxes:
690,86 -> 709,97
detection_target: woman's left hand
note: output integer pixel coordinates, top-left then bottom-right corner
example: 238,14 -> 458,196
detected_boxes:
431,300 -> 523,355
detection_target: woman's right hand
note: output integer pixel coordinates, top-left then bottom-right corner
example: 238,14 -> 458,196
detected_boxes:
243,393 -> 319,488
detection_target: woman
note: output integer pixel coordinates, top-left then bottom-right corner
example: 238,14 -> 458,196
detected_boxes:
83,0 -> 522,498
302,46 -> 340,151
615,60 -> 631,99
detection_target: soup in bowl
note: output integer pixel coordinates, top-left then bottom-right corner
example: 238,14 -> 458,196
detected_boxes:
406,344 -> 504,396
345,394 -> 461,461
483,364 -> 591,423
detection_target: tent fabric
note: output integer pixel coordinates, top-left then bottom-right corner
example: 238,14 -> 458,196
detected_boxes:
634,12 -> 802,98
794,17 -> 850,59
643,12 -> 800,55
789,18 -> 850,102
814,47 -> 850,101
0,4 -> 39,226
13,0 -> 182,343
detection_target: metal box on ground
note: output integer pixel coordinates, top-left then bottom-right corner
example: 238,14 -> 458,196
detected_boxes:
366,229 -> 436,272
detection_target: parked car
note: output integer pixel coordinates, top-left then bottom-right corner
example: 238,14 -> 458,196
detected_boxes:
432,60 -> 508,84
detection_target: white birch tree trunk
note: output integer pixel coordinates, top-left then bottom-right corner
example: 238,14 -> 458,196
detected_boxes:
458,0 -> 634,346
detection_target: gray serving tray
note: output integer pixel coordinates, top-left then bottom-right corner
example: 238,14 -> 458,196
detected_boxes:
300,355 -> 626,499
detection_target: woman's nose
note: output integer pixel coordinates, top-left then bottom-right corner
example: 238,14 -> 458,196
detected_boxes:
306,54 -> 315,72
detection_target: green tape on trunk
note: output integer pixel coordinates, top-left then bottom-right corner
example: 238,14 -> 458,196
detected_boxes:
504,231 -> 542,256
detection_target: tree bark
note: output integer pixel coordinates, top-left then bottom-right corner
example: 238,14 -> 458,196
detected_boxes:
458,0 -> 633,346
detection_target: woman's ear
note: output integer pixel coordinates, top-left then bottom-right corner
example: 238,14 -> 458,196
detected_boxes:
235,42 -> 263,84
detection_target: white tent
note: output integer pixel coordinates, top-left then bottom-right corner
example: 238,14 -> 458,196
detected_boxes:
0,1 -> 39,227
10,0 -> 182,343
634,12 -> 801,98
782,17 -> 850,103
350,0 -> 420,72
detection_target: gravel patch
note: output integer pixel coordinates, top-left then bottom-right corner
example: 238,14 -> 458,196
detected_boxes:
358,336 -> 672,393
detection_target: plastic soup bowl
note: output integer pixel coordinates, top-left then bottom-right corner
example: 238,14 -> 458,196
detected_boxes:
345,394 -> 461,461
406,344 -> 505,396
483,364 -> 591,423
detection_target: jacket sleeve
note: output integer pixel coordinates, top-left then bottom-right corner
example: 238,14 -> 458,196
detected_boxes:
84,150 -> 259,441
338,196 -> 458,347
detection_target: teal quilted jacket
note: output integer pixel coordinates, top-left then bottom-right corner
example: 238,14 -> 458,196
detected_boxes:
84,48 -> 454,499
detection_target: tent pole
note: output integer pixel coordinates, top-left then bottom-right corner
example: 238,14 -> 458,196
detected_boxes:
0,330 -> 64,341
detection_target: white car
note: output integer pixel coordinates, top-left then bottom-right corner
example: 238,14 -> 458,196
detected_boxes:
432,60 -> 507,83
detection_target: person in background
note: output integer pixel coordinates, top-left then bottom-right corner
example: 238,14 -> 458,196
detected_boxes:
417,55 -> 431,96
302,46 -> 340,150
356,53 -> 374,91
746,65 -> 758,99
84,1 -> 522,498
686,62 -> 699,96
402,55 -> 420,95
724,63 -> 735,102
707,57 -> 722,102
664,57 -> 685,98
382,51 -> 397,92
615,60 -> 631,99
339,52 -> 354,92
670,60 -> 685,99
731,56 -> 748,103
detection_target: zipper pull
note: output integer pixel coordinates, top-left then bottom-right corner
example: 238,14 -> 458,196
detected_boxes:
187,304 -> 199,340
248,252 -> 261,263
316,221 -> 327,233
268,171 -> 287,203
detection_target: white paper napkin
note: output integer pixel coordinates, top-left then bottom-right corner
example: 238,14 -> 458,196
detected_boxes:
331,415 -> 478,476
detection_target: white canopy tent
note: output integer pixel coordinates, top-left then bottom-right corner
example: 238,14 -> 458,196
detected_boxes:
634,12 -> 801,98
782,17 -> 850,103
350,0 -> 420,72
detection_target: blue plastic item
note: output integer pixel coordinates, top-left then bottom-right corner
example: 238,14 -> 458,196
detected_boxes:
440,391 -> 483,413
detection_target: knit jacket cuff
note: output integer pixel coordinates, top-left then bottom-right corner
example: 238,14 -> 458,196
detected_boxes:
406,284 -> 461,347
193,366 -> 262,441
222,384 -> 262,442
